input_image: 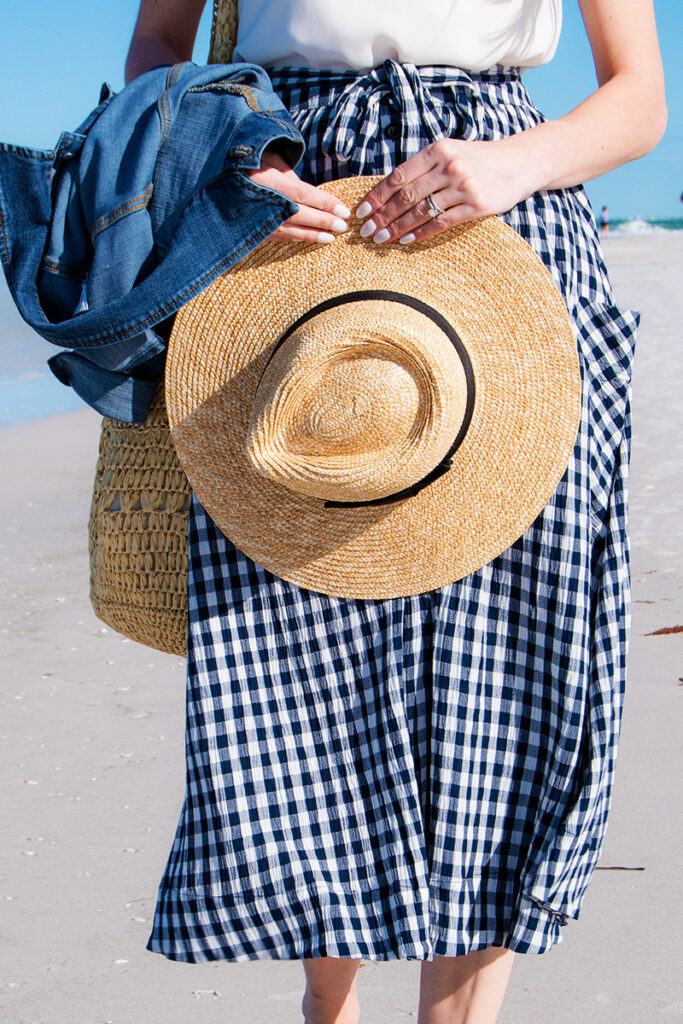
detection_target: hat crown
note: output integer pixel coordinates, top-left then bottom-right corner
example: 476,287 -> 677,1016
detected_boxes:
246,298 -> 469,503
293,352 -> 420,453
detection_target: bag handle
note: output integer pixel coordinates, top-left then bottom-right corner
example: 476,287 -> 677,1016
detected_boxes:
208,0 -> 239,63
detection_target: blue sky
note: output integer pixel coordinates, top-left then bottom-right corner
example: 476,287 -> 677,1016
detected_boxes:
0,0 -> 681,220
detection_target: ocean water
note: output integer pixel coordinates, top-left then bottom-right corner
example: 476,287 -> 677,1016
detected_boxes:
1,217 -> 682,427
0,276 -> 84,428
610,217 -> 683,237
0,368 -> 85,428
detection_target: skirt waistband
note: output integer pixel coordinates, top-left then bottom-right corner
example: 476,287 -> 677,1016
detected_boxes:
266,59 -> 522,105
264,59 -> 532,161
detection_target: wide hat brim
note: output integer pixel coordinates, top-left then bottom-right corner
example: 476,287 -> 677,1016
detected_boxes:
166,175 -> 582,599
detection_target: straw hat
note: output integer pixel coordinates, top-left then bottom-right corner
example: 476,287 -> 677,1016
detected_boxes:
165,175 -> 581,599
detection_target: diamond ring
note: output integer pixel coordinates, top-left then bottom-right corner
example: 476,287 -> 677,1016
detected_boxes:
426,193 -> 446,219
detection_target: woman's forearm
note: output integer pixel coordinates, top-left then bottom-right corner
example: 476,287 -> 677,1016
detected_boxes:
515,0 -> 668,193
124,0 -> 207,83
124,34 -> 183,84
505,69 -> 668,194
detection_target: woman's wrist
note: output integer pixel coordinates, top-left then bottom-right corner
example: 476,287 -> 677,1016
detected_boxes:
495,123 -> 565,198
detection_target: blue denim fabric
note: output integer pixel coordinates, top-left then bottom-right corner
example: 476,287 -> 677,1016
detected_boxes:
0,62 -> 305,422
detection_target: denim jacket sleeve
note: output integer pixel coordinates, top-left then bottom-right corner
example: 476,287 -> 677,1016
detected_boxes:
0,61 -> 305,422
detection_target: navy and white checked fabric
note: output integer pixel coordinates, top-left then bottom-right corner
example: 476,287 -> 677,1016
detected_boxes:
146,62 -> 638,963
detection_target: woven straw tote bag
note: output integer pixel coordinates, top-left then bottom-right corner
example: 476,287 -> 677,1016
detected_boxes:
88,1 -> 238,656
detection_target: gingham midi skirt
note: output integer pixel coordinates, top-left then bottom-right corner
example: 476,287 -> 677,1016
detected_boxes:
146,62 -> 638,962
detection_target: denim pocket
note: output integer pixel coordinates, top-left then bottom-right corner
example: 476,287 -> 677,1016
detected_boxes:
89,185 -> 154,240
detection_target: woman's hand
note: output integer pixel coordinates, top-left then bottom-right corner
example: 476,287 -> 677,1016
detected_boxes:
353,137 -> 540,245
246,144 -> 351,243
354,0 -> 666,246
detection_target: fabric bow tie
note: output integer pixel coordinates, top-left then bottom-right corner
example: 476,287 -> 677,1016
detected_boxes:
319,59 -> 474,172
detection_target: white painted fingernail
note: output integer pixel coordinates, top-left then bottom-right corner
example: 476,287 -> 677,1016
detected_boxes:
333,203 -> 351,218
317,232 -> 335,244
399,232 -> 416,244
356,201 -> 372,219
331,218 -> 349,232
359,218 -> 377,238
373,228 -> 391,243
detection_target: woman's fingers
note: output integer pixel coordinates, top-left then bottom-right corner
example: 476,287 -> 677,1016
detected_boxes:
250,147 -> 350,215
272,196 -> 349,243
270,224 -> 338,244
246,155 -> 352,243
281,172 -> 351,219
281,194 -> 350,233
360,186 -> 460,242
354,142 -> 442,220
357,173 -> 451,238
397,202 -> 483,244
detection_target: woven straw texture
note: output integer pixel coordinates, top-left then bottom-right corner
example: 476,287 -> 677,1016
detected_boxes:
166,175 -> 581,599
88,4 -> 239,655
89,383 -> 192,655
209,0 -> 238,63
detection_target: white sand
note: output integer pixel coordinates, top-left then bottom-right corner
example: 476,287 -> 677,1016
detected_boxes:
1,234 -> 681,1023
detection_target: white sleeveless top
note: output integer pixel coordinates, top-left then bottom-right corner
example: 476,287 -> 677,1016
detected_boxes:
232,0 -> 562,73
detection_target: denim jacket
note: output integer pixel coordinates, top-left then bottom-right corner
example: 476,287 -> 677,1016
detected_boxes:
0,61 -> 305,422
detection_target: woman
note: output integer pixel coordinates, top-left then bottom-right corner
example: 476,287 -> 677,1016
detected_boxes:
125,2 -> 666,1022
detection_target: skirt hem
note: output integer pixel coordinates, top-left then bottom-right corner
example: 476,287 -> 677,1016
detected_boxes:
144,881 -> 568,962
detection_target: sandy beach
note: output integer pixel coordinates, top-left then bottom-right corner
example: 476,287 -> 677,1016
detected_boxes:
1,233 -> 681,1024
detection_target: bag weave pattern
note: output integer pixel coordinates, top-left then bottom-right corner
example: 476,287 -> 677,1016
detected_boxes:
89,384 -> 192,655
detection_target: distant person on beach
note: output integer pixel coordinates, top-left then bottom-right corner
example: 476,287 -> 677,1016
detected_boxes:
600,204 -> 610,236
125,1 -> 667,1022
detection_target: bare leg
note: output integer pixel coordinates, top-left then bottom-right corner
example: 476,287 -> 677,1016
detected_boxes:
417,948 -> 515,1024
300,957 -> 363,1024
